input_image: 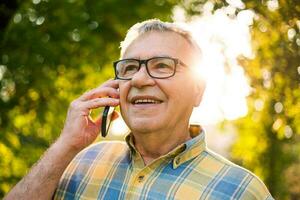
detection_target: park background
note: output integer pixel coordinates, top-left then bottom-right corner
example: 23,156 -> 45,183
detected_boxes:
0,0 -> 299,199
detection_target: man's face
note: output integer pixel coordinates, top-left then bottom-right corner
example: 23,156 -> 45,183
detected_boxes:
119,31 -> 203,134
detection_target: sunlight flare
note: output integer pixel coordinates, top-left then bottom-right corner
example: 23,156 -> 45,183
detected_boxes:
173,4 -> 254,125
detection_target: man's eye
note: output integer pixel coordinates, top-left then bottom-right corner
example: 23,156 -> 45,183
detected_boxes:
153,62 -> 173,70
124,65 -> 138,73
155,63 -> 170,69
156,63 -> 169,68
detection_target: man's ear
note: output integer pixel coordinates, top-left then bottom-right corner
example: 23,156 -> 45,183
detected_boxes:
193,78 -> 206,107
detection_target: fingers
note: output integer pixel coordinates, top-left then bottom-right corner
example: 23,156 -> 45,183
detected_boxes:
69,97 -> 119,118
82,97 -> 119,110
80,87 -> 119,101
79,79 -> 119,101
68,80 -> 120,119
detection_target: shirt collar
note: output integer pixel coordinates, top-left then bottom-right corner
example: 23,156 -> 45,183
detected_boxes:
125,126 -> 207,169
173,131 -> 206,169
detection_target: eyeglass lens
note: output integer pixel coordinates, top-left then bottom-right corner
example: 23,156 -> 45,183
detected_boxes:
116,57 -> 176,79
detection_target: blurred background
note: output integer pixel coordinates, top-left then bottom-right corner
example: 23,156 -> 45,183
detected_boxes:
0,0 -> 299,199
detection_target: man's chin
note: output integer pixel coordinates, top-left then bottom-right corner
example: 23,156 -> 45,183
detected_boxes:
128,119 -> 162,134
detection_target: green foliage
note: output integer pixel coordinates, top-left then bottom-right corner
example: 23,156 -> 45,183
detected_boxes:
231,1 -> 300,199
0,0 -> 176,197
183,0 -> 300,199
1,0 -> 300,199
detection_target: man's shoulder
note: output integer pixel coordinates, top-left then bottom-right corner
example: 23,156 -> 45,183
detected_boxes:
203,148 -> 261,179
54,141 -> 130,199
200,149 -> 273,199
59,140 -> 130,181
72,140 -> 130,163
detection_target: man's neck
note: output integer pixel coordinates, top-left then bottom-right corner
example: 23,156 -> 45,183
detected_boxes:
132,127 -> 191,166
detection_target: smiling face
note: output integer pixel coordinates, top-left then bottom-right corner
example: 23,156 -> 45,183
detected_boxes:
119,31 -> 204,135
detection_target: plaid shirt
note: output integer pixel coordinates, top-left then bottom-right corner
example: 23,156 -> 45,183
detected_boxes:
54,132 -> 273,200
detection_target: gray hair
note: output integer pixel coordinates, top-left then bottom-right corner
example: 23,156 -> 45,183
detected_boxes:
120,19 -> 201,61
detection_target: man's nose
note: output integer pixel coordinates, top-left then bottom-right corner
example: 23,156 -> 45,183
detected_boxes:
130,64 -> 155,88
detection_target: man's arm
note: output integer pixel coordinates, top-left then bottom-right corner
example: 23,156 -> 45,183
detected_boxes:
4,139 -> 80,200
4,79 -> 120,200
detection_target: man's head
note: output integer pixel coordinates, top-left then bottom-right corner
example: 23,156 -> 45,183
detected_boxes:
116,19 -> 205,135
120,19 -> 201,65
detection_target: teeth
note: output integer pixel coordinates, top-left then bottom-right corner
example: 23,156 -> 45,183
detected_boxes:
134,99 -> 160,104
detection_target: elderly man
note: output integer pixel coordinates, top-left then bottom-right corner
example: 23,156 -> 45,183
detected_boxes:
5,19 -> 273,200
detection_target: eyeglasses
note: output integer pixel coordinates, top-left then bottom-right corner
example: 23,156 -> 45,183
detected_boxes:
113,56 -> 188,80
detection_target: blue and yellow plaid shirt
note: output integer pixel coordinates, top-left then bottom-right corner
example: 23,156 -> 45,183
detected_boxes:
54,132 -> 273,200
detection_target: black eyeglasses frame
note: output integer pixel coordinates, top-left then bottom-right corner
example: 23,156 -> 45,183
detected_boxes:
113,56 -> 188,80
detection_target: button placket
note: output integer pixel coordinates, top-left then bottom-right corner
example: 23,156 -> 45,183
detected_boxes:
134,167 -> 150,183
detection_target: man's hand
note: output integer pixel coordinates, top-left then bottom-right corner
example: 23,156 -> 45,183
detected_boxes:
59,79 -> 120,150
4,79 -> 120,200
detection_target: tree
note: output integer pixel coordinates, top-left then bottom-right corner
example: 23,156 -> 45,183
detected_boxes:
1,0 -> 299,199
0,0 -> 22,41
182,0 -> 300,199
232,1 -> 300,199
0,0 -> 176,197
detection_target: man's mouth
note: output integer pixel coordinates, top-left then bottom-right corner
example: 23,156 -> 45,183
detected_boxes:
130,96 -> 163,105
133,99 -> 162,104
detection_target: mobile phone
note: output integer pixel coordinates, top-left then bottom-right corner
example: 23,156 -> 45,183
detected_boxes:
101,77 -> 118,137
101,106 -> 115,137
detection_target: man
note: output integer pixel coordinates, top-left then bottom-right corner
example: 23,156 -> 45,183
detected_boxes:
5,19 -> 273,200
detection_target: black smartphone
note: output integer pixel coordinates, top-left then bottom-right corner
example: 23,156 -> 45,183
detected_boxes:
101,77 -> 119,137
101,105 -> 115,137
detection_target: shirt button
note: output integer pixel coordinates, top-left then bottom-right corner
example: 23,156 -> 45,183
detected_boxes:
138,175 -> 145,182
